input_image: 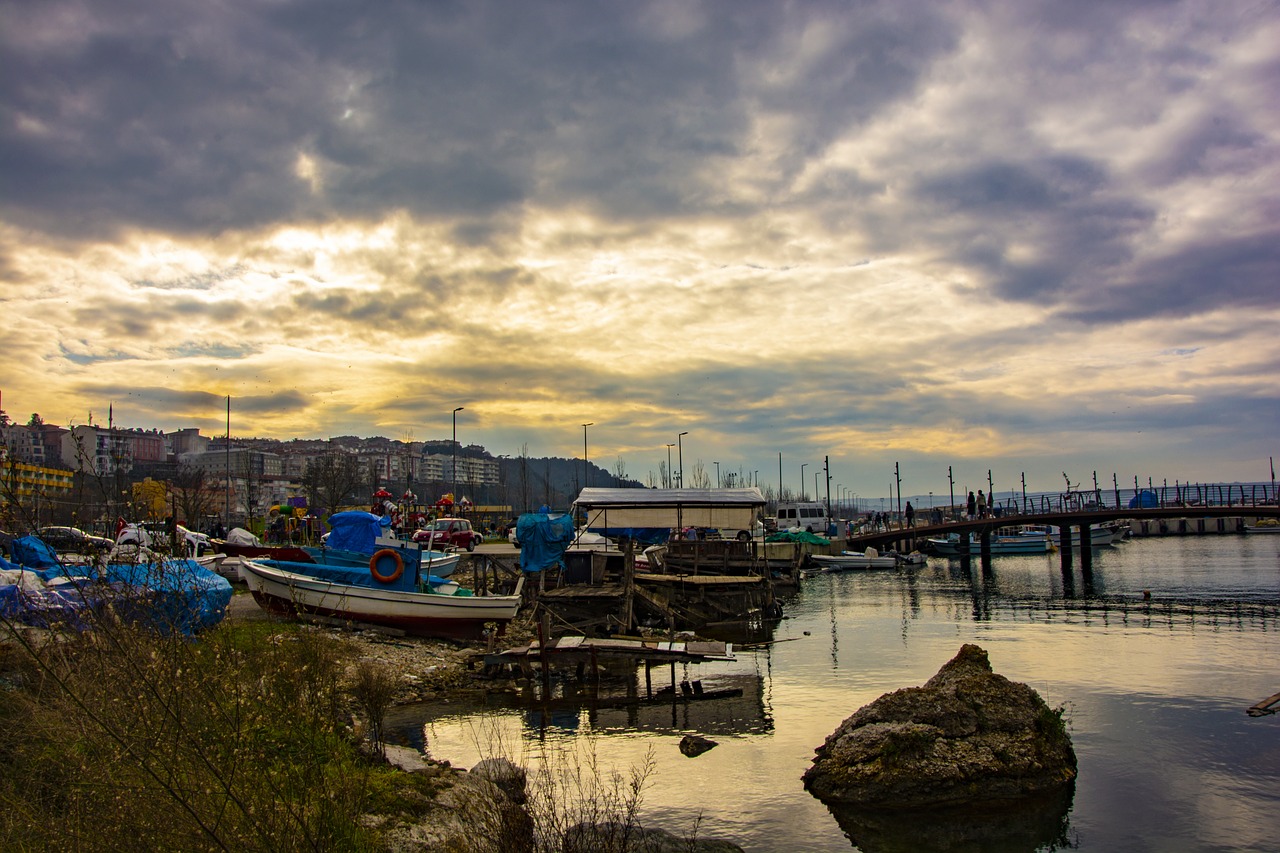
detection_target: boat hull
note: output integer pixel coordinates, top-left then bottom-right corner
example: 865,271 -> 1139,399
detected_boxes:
213,541 -> 315,562
302,545 -> 459,578
239,559 -> 520,641
810,553 -> 898,571
927,536 -> 1051,556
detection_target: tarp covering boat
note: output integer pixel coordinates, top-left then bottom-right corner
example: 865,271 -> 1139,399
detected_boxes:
324,510 -> 391,553
0,553 -> 232,635
516,512 -> 578,573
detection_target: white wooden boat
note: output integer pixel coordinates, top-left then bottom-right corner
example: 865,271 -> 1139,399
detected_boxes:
239,558 -> 523,640
810,549 -> 898,571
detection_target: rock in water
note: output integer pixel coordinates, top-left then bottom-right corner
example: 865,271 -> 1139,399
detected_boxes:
679,734 -> 718,757
802,644 -> 1076,809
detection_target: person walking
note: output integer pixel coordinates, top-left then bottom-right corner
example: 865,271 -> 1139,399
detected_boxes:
905,501 -> 915,528
967,491 -> 977,521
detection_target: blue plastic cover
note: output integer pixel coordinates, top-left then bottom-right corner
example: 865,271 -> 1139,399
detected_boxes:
325,511 -> 390,554
0,558 -> 232,635
11,535 -> 60,568
1128,490 -> 1159,508
516,512 -> 578,573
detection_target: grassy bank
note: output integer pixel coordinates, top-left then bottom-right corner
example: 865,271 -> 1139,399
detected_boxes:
0,615 -> 450,852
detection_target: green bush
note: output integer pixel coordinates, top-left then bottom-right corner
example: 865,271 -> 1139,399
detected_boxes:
0,618 -> 403,852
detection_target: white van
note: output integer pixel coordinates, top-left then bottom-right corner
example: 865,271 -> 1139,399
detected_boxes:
774,502 -> 833,534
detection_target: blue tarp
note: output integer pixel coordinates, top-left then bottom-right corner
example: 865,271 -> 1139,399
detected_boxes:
11,536 -> 60,568
324,511 -> 391,554
1129,490 -> 1159,509
0,557 -> 232,635
584,527 -> 671,545
516,512 -> 578,573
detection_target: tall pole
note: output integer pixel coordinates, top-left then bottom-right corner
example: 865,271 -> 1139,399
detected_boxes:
948,466 -> 955,520
800,464 -> 808,500
665,444 -> 674,488
452,406 -> 464,504
677,431 -> 688,488
895,462 -> 902,521
582,423 -> 593,492
224,395 -> 230,526
778,453 -> 783,500
824,456 -> 831,516
715,461 -> 720,488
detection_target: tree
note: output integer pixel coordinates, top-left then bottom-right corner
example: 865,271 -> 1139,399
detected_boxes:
170,464 -> 218,529
301,451 -> 366,517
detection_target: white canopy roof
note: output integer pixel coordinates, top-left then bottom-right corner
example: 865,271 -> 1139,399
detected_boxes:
573,487 -> 766,530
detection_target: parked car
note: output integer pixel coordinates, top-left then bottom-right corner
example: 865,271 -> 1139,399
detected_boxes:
36,526 -> 114,553
116,522 -> 213,557
412,517 -> 483,552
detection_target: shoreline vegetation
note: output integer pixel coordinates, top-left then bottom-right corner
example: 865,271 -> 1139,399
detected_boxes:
0,586 -> 744,852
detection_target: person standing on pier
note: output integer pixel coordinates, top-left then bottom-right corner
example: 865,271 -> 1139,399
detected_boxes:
905,501 -> 915,528
977,490 -> 987,518
967,491 -> 977,520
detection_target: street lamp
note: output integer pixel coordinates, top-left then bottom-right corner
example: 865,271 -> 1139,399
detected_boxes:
665,444 -> 674,488
677,432 -> 688,488
451,406 -> 464,504
582,423 -> 593,491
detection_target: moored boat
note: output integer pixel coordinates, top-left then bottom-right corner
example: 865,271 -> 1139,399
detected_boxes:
305,510 -> 459,578
1244,521 -> 1280,534
810,549 -> 898,571
238,558 -> 523,641
926,531 -> 1052,556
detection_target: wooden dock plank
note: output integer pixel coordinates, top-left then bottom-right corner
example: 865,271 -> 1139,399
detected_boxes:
1246,691 -> 1280,717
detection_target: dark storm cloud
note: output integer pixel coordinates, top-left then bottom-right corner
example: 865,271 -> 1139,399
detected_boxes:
0,0 -> 958,238
77,385 -> 310,417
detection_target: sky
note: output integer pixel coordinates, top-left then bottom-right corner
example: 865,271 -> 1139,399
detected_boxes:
1,0 -> 1278,503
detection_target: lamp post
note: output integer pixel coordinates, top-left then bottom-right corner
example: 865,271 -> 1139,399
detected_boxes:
582,423 -> 593,491
677,432 -> 688,488
451,406 -> 464,504
800,464 -> 808,500
715,461 -> 720,489
665,444 -> 674,488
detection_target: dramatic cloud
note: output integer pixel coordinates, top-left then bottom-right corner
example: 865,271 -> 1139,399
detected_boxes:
1,0 -> 1277,495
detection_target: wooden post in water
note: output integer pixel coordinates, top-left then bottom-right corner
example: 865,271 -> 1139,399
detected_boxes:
1060,525 -> 1074,569
1079,523 -> 1092,572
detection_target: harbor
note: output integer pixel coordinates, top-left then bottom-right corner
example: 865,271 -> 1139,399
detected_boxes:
400,532 -> 1280,853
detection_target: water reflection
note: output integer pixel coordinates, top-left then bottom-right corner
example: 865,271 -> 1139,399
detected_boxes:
385,537 -> 1280,852
826,784 -> 1076,853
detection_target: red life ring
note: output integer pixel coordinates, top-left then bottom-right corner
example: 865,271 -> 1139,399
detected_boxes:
369,548 -> 404,584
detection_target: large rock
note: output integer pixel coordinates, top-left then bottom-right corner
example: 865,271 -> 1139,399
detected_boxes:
802,644 -> 1076,809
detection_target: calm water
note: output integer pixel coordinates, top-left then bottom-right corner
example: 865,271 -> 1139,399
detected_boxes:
388,534 -> 1280,852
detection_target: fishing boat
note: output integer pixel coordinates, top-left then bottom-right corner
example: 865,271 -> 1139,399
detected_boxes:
926,531 -> 1052,556
304,510 -> 459,578
1027,524 -> 1117,547
1244,521 -> 1280,534
212,527 -> 315,563
809,549 -> 898,571
238,557 -> 523,641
